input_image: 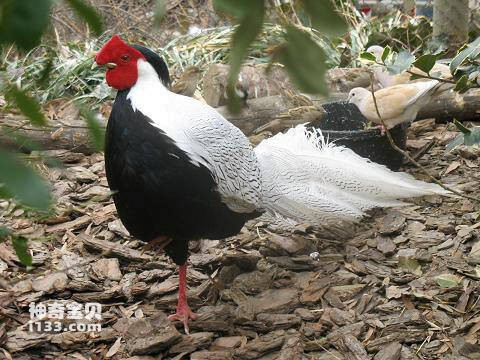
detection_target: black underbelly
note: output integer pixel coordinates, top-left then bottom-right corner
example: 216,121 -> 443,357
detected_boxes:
105,92 -> 260,264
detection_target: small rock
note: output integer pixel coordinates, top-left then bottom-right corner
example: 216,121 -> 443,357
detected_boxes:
380,212 -> 406,235
277,335 -> 304,360
332,334 -> 368,360
266,233 -> 314,255
32,273 -> 68,293
191,350 -> 232,360
326,308 -> 355,326
235,303 -> 255,323
267,256 -> 318,271
377,237 -> 396,255
469,240 -> 480,264
193,305 -> 236,332
169,332 -> 214,354
12,279 -> 33,294
64,166 -> 96,183
425,309 -> 452,327
293,308 -> 316,321
300,276 -> 332,304
393,235 -> 408,244
407,221 -> 426,234
210,336 -> 246,350
233,331 -> 285,359
303,322 -> 324,337
120,314 -> 181,355
138,269 -> 172,282
456,146 -> 478,160
147,276 -> 178,298
437,222 -> 456,235
366,238 -> 378,248
189,253 -> 222,267
232,271 -> 273,295
72,185 -> 111,201
256,313 -> 301,330
217,265 -> 242,287
373,341 -> 402,360
89,258 -> 122,281
108,219 -> 130,238
252,288 -> 299,314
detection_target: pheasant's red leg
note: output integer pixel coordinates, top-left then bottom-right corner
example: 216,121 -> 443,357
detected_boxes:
377,124 -> 387,136
141,235 -> 172,254
168,263 -> 197,334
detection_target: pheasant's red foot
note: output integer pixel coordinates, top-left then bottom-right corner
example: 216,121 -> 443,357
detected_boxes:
168,303 -> 197,334
377,124 -> 387,136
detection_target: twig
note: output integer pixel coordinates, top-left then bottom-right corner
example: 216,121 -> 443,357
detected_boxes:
374,59 -> 479,91
368,74 -> 480,203
405,69 -> 457,84
412,140 -> 437,162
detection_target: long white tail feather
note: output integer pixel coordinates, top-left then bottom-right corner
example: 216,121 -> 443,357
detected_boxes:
254,124 -> 448,226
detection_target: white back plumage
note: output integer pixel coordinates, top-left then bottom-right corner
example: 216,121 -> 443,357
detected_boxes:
128,60 -> 262,213
130,59 -> 447,227
254,125 -> 447,226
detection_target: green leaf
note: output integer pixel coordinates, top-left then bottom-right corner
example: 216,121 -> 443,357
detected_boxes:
0,0 -> 52,50
387,50 -> 415,75
302,0 -> 347,37
409,73 -> 425,81
0,148 -> 51,210
80,108 -> 105,152
413,54 -> 438,74
450,36 -> 480,75
360,52 -> 377,62
398,256 -> 422,276
275,25 -> 328,95
435,273 -> 461,288
214,0 -> 265,113
454,75 -> 469,93
64,0 -> 103,36
446,133 -> 464,152
446,123 -> 480,151
0,226 -> 11,241
154,0 -> 166,25
12,236 -> 32,266
38,56 -> 54,88
4,84 -> 47,126
381,46 -> 391,63
453,118 -> 471,134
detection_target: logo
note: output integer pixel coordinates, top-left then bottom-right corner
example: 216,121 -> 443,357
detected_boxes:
28,301 -> 102,333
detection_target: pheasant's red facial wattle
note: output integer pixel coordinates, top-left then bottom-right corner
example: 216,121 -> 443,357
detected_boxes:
95,35 -> 145,90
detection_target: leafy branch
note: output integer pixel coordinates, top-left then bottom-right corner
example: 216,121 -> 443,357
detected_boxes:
0,0 -> 104,265
211,0 -> 348,112
361,36 -> 480,93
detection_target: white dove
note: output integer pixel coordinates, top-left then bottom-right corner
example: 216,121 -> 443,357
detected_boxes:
348,80 -> 445,134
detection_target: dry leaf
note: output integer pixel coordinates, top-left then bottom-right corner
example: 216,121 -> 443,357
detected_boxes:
105,337 -> 122,358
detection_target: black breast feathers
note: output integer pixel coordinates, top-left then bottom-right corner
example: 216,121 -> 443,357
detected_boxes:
105,91 -> 259,264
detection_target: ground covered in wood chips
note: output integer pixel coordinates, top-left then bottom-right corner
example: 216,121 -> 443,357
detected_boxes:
1,119 -> 480,360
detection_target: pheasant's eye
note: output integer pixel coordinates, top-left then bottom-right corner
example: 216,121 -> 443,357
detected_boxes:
120,54 -> 129,62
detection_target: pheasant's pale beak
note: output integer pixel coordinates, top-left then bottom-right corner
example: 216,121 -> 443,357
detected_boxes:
106,62 -> 117,69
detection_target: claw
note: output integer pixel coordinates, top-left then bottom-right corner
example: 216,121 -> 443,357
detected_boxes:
377,124 -> 387,136
168,306 -> 198,334
168,263 -> 197,334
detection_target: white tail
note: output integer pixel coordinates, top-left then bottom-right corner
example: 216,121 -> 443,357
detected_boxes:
254,125 -> 448,226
